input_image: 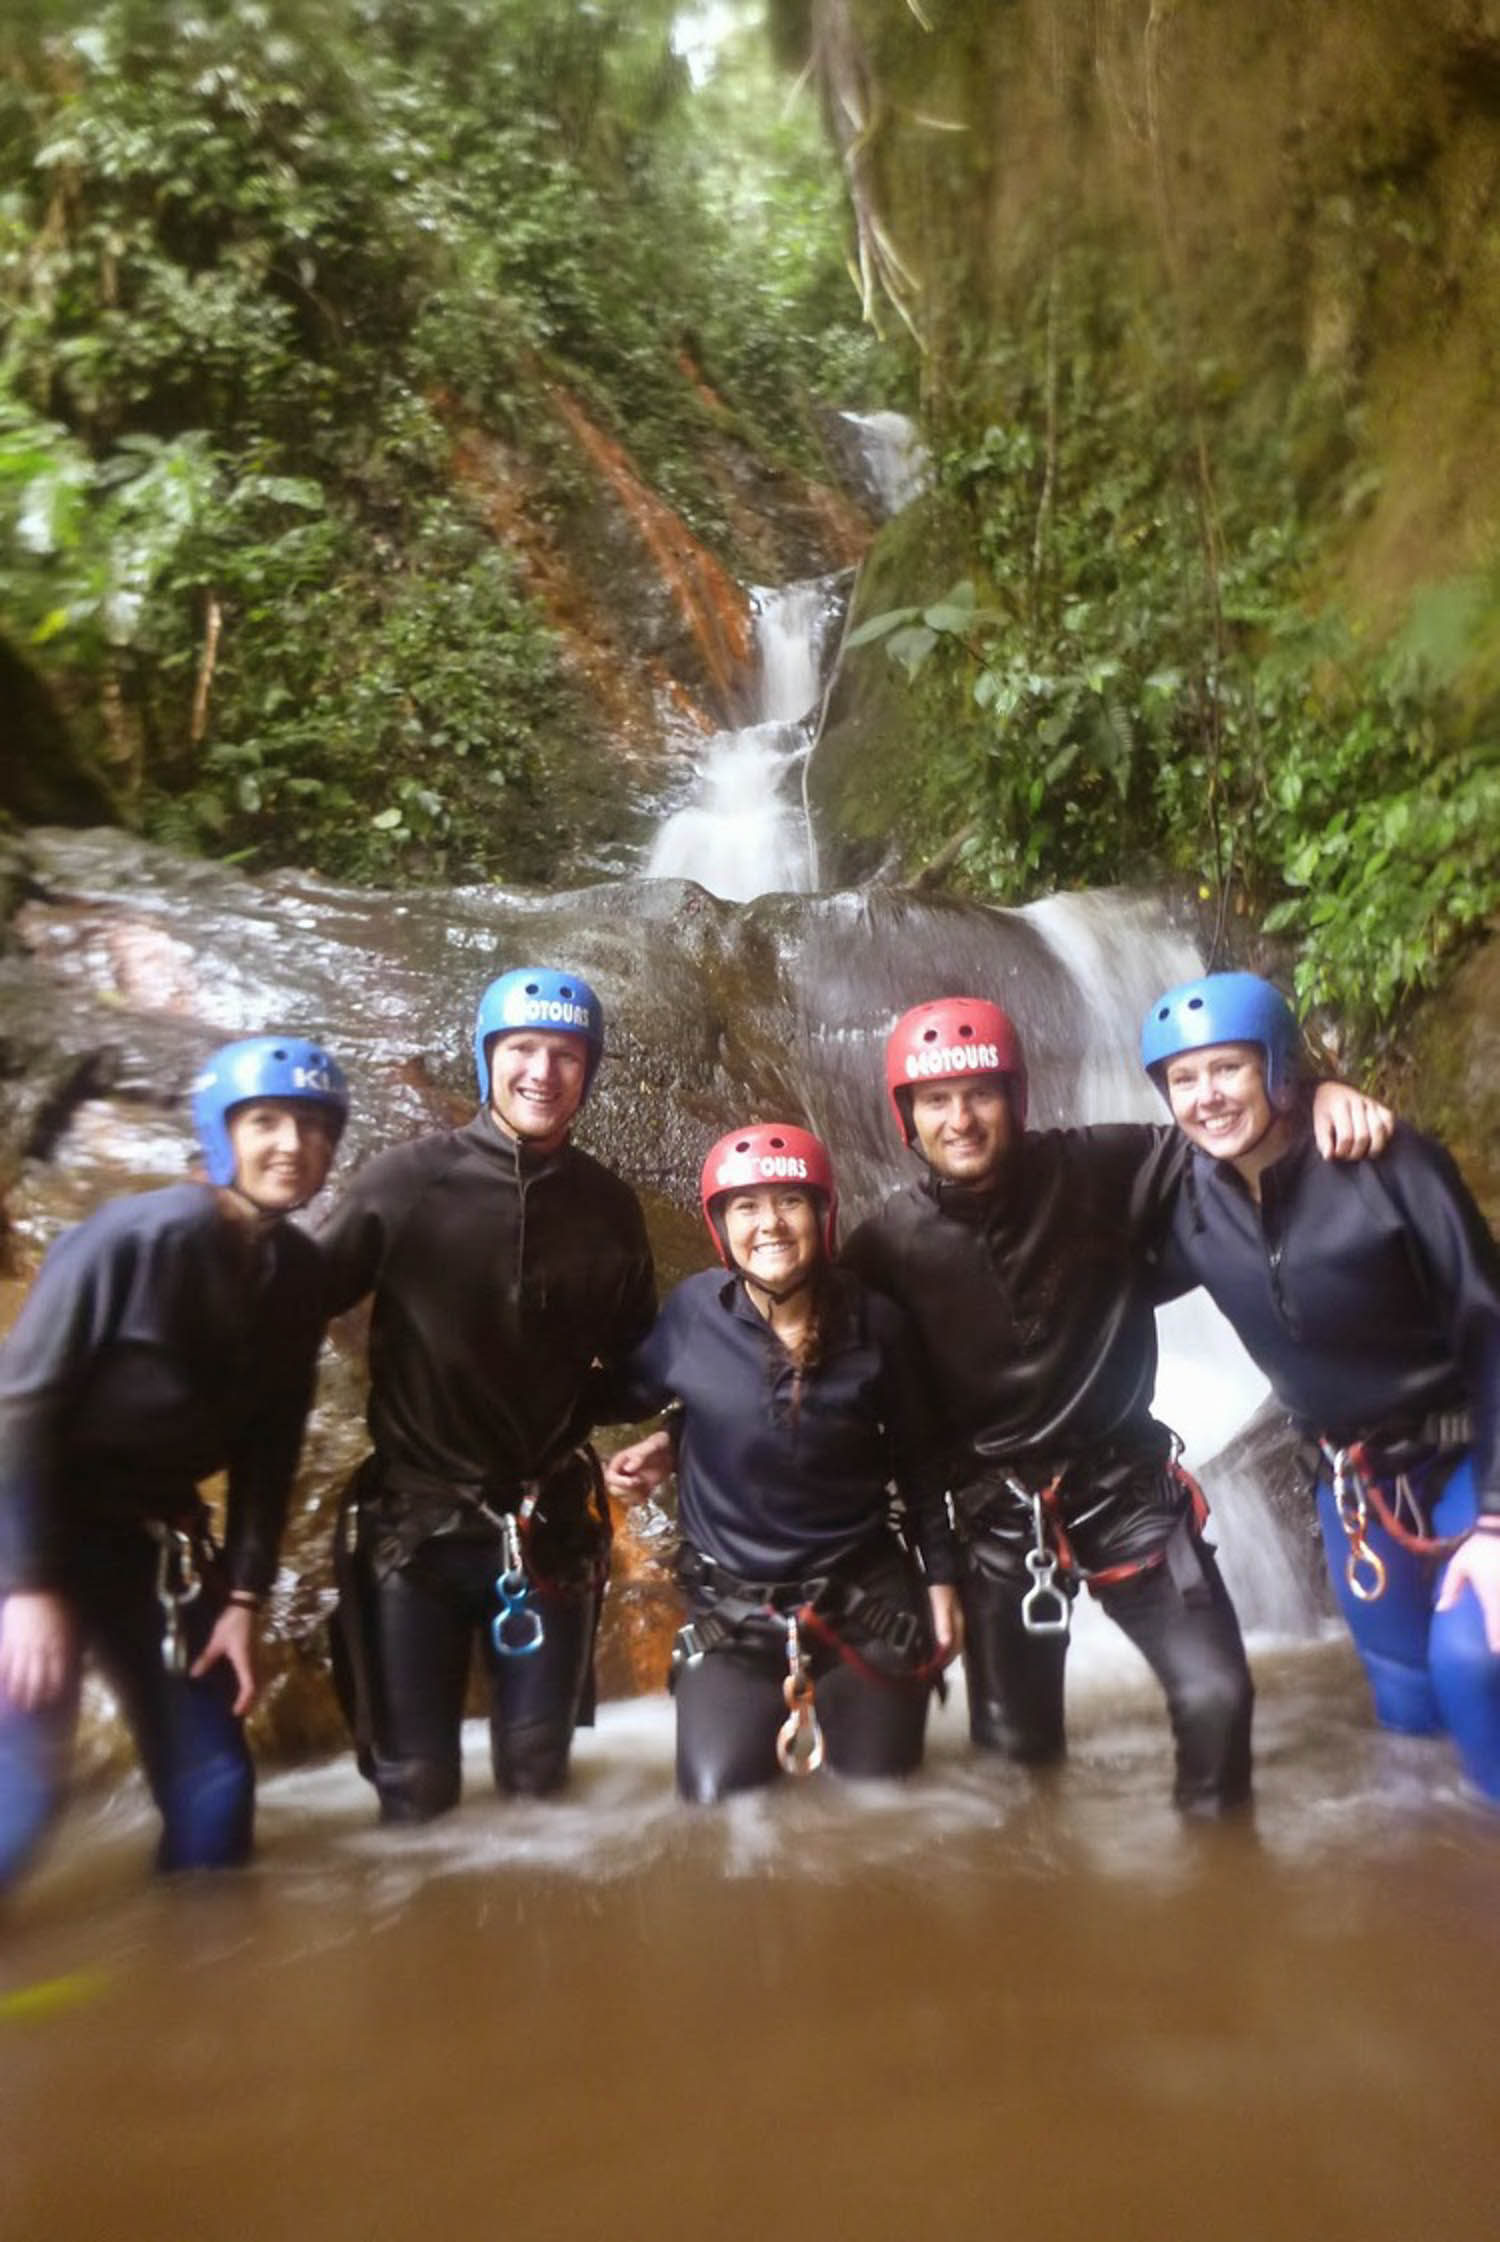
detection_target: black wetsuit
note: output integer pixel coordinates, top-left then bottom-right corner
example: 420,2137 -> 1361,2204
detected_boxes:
0,1184 -> 325,1883
1154,1126 -> 1500,1510
844,1127 -> 1253,1814
620,1266 -> 958,1801
318,1109 -> 655,1821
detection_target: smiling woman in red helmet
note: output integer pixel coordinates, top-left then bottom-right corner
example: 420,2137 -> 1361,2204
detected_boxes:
605,1123 -> 961,1803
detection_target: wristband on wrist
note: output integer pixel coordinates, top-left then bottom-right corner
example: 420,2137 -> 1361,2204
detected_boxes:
1471,1516 -> 1500,1535
226,1588 -> 262,1610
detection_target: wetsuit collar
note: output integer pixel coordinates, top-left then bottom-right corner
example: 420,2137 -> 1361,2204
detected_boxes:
461,1104 -> 573,1180
920,1147 -> 1024,1220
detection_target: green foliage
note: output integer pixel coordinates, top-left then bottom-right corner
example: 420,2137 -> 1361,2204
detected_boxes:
0,0 -> 897,876
852,254 -> 1500,1042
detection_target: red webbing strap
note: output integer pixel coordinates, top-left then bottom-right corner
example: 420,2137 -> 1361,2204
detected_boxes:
794,1604 -> 958,1690
1035,1461 -> 1211,1593
1342,1442 -> 1467,1561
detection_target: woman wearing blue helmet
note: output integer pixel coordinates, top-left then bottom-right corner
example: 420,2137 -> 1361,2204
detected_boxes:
319,967 -> 654,1825
1143,972 -> 1500,1804
0,1035 -> 347,1889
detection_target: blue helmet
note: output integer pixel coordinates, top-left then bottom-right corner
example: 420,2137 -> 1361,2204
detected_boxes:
1141,973 -> 1300,1102
192,1036 -> 350,1188
473,967 -> 605,1103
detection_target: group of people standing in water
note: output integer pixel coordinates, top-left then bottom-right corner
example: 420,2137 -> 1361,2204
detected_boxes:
1,955 -> 1497,1894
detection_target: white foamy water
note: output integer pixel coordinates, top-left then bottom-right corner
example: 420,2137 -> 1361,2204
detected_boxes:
647,578 -> 846,899
839,408 -> 930,517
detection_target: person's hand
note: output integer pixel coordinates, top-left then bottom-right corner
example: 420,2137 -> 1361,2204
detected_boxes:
0,1591 -> 74,1711
1435,1526 -> 1500,1654
1312,1081 -> 1394,1161
603,1428 -> 675,1504
927,1581 -> 963,1660
190,1601 -> 258,1717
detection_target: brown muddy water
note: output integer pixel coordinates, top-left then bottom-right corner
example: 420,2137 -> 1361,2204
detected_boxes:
2,1620 -> 1495,2242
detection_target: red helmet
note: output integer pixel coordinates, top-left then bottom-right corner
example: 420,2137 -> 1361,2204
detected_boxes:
699,1123 -> 838,1260
885,997 -> 1028,1142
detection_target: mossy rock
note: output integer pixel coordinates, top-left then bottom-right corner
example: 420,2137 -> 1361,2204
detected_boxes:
1398,931 -> 1500,1226
807,487 -> 980,885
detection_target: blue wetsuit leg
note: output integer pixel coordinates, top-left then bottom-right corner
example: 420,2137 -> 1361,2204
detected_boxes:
1315,1468 -> 1442,1733
1426,1458 -> 1500,1804
0,1634 -> 80,1891
75,1535 -> 255,1874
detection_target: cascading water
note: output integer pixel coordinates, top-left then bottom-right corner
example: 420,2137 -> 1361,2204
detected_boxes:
645,576 -> 847,900
836,407 -> 930,518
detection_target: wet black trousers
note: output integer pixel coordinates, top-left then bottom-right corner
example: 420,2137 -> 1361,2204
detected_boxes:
335,1534 -> 596,1825
674,1548 -> 933,1805
960,1525 -> 1254,1817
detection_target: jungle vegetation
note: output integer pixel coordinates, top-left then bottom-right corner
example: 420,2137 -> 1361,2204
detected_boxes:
3,0 -> 1498,1048
0,0 -> 898,878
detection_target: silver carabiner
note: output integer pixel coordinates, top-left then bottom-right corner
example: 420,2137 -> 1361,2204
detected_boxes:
1020,1545 -> 1071,1636
1019,1492 -> 1070,1637
152,1523 -> 203,1674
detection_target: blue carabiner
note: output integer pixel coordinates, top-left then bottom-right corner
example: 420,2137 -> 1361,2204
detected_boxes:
491,1564 -> 545,1657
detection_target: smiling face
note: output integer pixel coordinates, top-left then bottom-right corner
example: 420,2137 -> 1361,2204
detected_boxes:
1163,1040 -> 1284,1170
487,1030 -> 588,1151
907,1075 -> 1014,1186
719,1185 -> 822,1300
226,1098 -> 337,1212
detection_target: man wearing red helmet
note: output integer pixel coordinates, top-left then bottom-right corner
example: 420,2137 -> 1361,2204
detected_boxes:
842,996 -> 1389,1814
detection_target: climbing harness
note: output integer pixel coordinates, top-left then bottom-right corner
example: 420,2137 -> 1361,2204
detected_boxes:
490,1499 -> 545,1657
961,1457 -> 1213,1638
148,1518 -> 207,1674
669,1550 -> 955,1778
776,1612 -> 825,1777
1320,1439 -> 1468,1605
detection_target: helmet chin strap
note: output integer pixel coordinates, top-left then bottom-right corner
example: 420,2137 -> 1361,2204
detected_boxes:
731,1258 -> 816,1306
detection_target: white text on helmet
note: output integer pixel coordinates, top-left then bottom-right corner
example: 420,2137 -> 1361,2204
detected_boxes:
292,1064 -> 338,1093
506,998 -> 592,1029
724,1155 -> 809,1183
904,1040 -> 1002,1081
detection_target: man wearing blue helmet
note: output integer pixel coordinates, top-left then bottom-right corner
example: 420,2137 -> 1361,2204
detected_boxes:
319,966 -> 655,1824
1144,971 -> 1500,1805
0,1036 -> 347,1889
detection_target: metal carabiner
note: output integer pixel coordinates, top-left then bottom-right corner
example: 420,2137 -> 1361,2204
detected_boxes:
1330,1450 -> 1388,1605
1346,1541 -> 1388,1603
153,1524 -> 203,1675
1019,1491 -> 1070,1637
1021,1545 -> 1071,1636
491,1514 -> 545,1657
775,1614 -> 825,1776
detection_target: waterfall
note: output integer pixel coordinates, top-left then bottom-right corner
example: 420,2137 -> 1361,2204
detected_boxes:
645,577 -> 847,901
837,408 -> 930,518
